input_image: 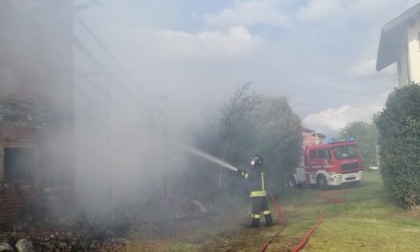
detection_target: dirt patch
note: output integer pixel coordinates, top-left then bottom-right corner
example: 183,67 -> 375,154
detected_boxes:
393,208 -> 420,219
0,195 -> 297,251
0,196 -> 219,251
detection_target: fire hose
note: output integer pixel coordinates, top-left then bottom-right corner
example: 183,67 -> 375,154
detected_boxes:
258,190 -> 343,252
291,208 -> 324,252
258,191 -> 286,252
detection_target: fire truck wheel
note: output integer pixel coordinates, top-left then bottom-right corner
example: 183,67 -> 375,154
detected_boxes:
316,175 -> 328,189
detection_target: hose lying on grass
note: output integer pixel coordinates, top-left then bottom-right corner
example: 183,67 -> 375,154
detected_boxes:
291,190 -> 344,252
258,191 -> 285,252
291,208 -> 325,252
259,190 -> 343,252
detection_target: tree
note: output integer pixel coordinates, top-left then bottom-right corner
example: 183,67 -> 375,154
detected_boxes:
188,83 -> 260,196
214,82 -> 260,190
373,84 -> 420,209
337,121 -> 378,169
251,96 -> 302,193
185,84 -> 303,200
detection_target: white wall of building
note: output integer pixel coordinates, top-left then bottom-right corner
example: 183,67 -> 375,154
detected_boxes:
407,18 -> 420,85
398,42 -> 410,87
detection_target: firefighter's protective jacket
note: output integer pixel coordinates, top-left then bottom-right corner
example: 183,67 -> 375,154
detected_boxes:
239,167 -> 267,197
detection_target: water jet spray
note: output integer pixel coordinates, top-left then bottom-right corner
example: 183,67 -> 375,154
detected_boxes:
174,142 -> 239,172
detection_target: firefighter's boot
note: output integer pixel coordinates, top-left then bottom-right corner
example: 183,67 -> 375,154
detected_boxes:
249,218 -> 259,228
265,214 -> 273,226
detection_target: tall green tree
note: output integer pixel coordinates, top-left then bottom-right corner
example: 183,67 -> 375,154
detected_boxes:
337,121 -> 378,169
251,96 -> 302,193
373,84 -> 420,209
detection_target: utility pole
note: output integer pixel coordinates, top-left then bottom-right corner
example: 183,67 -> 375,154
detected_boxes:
105,59 -> 113,203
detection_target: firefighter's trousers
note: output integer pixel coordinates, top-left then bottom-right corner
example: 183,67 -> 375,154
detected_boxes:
251,196 -> 273,227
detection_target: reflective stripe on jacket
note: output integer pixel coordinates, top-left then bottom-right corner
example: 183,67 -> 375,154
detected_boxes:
241,167 -> 267,198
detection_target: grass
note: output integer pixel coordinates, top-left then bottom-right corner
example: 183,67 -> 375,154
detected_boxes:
126,172 -> 420,251
271,171 -> 420,252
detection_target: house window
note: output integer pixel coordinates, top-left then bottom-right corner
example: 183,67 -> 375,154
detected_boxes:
4,148 -> 35,180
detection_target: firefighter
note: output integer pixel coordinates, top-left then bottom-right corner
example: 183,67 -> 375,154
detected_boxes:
237,155 -> 273,228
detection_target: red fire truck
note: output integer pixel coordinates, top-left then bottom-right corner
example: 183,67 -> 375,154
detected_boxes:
287,139 -> 364,188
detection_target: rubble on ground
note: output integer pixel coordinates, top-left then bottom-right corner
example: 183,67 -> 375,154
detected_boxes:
0,196 -> 211,251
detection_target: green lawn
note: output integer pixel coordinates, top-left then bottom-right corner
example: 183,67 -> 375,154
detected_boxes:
269,171 -> 420,252
126,172 -> 420,251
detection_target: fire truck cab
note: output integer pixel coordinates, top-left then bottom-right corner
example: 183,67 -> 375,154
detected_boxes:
287,140 -> 364,189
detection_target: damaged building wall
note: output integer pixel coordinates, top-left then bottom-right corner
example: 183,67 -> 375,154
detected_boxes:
0,0 -> 74,222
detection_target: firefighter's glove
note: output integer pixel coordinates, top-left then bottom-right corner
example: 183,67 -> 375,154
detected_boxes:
237,169 -> 244,176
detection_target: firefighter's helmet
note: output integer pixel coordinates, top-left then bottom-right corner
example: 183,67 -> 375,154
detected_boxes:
251,155 -> 263,166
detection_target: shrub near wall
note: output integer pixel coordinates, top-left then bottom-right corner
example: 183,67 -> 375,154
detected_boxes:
374,84 -> 420,209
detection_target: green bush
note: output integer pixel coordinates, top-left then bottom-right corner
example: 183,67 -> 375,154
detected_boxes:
373,84 -> 420,208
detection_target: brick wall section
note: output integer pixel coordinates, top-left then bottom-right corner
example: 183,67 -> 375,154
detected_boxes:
0,182 -> 43,223
0,128 -> 39,222
303,134 -> 319,146
303,132 -> 326,146
0,1 -> 74,223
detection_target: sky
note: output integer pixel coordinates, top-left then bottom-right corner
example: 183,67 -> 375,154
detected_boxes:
74,0 -> 418,138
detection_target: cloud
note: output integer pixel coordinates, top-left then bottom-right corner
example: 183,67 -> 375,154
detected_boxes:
297,0 -> 346,22
346,58 -> 397,82
348,58 -> 377,77
302,90 -> 391,133
303,105 -> 353,132
156,26 -> 264,58
200,0 -> 410,29
202,0 -> 294,28
296,0 -> 415,23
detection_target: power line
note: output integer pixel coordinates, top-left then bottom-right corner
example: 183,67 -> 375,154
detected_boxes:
72,35 -> 134,98
74,68 -> 105,95
322,78 -> 397,120
76,16 -> 146,94
74,16 -> 167,119
73,34 -> 167,121
330,73 -> 398,104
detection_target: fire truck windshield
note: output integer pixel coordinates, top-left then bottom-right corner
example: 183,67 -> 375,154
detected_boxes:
332,145 -> 360,160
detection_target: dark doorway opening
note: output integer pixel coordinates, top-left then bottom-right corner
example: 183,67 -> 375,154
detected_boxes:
4,148 -> 35,180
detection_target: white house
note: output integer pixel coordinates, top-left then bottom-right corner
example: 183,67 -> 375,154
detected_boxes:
377,3 -> 420,87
